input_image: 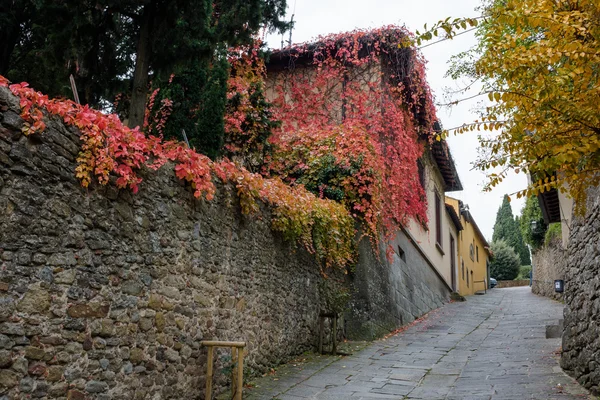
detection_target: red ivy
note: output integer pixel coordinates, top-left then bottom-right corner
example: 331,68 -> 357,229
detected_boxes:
267,26 -> 437,246
0,75 -> 354,268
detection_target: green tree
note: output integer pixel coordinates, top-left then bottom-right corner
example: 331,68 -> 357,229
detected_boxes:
125,0 -> 289,154
492,195 -> 530,265
489,239 -> 520,280
519,196 -> 547,251
1,0 -> 289,158
2,0 -> 135,106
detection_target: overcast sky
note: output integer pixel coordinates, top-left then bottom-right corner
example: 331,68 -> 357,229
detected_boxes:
264,0 -> 527,241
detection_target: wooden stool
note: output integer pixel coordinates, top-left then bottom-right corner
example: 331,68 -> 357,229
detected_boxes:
201,340 -> 246,400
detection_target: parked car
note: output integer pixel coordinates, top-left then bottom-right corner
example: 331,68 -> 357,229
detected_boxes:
489,278 -> 498,288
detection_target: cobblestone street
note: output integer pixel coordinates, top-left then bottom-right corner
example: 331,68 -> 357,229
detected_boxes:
246,287 -> 594,400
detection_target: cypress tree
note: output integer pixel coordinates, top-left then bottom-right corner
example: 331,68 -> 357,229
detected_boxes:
492,195 -> 531,265
126,0 -> 289,155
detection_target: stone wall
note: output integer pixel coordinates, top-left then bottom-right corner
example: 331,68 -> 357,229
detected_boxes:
531,244 -> 566,301
561,186 -> 600,395
346,228 -> 451,339
0,87 -> 340,399
0,85 -> 453,399
496,280 -> 530,288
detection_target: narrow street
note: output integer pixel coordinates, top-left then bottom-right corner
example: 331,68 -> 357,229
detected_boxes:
246,287 -> 593,400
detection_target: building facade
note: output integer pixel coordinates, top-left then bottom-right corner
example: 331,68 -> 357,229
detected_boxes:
264,29 -> 464,337
406,145 -> 463,293
446,197 -> 491,296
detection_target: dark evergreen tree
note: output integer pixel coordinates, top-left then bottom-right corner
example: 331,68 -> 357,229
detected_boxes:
519,196 -> 548,251
492,195 -> 531,265
126,0 -> 289,158
1,0 -> 289,158
2,0 -> 136,106
489,240 -> 521,280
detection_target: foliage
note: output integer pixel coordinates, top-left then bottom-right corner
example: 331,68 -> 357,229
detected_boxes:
318,280 -> 353,314
414,17 -> 481,46
0,76 -> 354,269
544,222 -> 562,247
492,195 -> 530,265
151,57 -> 230,160
516,265 -> 532,280
1,0 -> 289,157
1,0 -> 135,106
223,43 -> 279,171
489,239 -> 521,280
419,0 -> 600,212
519,196 -> 547,251
129,0 -> 289,130
268,27 -> 438,244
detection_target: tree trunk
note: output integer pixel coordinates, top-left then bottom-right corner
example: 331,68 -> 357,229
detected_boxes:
128,3 -> 154,129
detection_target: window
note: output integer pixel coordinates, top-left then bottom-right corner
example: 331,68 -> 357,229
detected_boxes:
397,245 -> 406,262
462,261 -> 465,280
435,191 -> 442,247
466,268 -> 469,287
476,245 -> 479,262
471,271 -> 474,289
469,244 -> 474,261
417,161 -> 426,190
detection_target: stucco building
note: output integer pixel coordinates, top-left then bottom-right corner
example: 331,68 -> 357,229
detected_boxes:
264,28 -> 464,337
446,197 -> 491,296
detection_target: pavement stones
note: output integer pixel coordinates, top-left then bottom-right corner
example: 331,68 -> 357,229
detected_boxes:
245,287 -> 594,399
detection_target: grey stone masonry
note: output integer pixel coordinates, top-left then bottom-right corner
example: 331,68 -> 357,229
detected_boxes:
347,228 -> 451,340
562,186 -> 600,396
246,287 -> 593,400
0,83 -> 453,398
0,86 -> 342,399
532,243 -> 566,301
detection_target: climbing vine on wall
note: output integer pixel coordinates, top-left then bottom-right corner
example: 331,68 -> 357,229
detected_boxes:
224,42 -> 279,172
0,75 -> 354,269
267,27 -> 437,244
0,26 -> 440,266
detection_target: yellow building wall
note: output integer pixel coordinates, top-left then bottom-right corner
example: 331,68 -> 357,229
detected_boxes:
446,197 -> 490,296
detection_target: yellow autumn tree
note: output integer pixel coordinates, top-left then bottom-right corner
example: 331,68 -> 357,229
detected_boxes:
423,0 -> 600,209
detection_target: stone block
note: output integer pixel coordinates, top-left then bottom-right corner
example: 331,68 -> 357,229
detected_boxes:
47,365 -> 65,382
0,369 -> 18,389
84,380 -> 109,393
24,346 -> 47,361
67,303 -> 109,318
0,350 -> 12,368
16,288 -> 50,314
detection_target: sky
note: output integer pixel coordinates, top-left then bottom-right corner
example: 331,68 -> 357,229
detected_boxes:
264,0 -> 528,241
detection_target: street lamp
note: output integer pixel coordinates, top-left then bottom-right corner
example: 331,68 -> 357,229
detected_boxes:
529,220 -> 537,287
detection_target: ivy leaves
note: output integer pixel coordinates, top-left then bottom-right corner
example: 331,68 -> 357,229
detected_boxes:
268,27 -> 436,246
1,75 -> 354,269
